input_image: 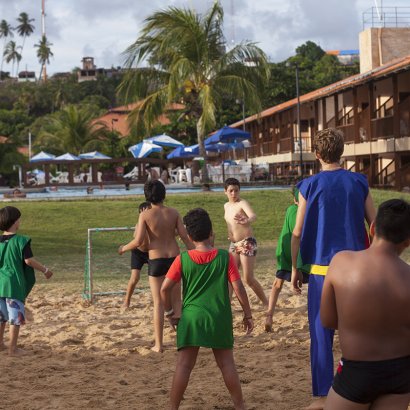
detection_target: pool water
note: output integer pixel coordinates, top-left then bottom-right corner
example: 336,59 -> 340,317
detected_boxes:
25,185 -> 287,199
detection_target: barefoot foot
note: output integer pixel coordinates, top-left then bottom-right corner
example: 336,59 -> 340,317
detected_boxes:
303,397 -> 327,410
9,347 -> 26,357
150,345 -> 164,353
265,314 -> 273,333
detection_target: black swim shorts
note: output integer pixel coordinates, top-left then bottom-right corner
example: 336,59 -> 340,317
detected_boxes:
275,269 -> 309,283
332,356 -> 410,404
130,248 -> 149,270
148,257 -> 176,277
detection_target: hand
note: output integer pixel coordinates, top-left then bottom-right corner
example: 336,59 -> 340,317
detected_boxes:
291,267 -> 303,295
118,245 -> 125,255
167,316 -> 179,331
243,317 -> 254,334
234,213 -> 248,225
44,269 -> 53,279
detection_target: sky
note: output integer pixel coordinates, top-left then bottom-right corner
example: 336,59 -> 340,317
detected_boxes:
0,0 -> 409,77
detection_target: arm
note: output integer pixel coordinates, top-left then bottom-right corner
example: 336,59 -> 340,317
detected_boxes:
176,214 -> 194,250
119,215 -> 147,254
231,279 -> 253,334
24,257 -> 53,279
160,277 -> 179,330
291,193 -> 306,294
320,265 -> 338,330
234,200 -> 256,224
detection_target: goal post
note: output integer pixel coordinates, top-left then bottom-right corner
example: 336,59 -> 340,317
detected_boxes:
83,226 -> 137,302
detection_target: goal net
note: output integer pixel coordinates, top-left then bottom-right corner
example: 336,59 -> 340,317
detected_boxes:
83,227 -> 149,301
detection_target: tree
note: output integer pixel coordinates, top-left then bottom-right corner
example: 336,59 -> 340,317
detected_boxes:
16,12 -> 35,75
119,3 -> 269,179
3,41 -> 22,77
37,105 -> 108,154
0,139 -> 25,187
35,35 -> 53,81
0,20 -> 14,80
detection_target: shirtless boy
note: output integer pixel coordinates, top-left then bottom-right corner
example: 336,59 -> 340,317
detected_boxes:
224,178 -> 268,306
119,181 -> 193,352
321,199 -> 410,410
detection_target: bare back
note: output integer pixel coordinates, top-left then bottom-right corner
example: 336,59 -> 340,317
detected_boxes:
224,200 -> 254,242
323,249 -> 410,361
137,205 -> 182,259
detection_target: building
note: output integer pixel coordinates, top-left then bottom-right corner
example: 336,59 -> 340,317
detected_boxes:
227,25 -> 410,190
77,57 -> 122,82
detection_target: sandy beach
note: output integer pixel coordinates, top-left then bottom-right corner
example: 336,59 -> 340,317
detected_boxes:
0,277 -> 338,410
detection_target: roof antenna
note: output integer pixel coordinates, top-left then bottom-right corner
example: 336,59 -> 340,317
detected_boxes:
373,0 -> 383,23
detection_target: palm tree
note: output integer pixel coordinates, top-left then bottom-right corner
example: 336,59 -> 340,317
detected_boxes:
35,35 -> 53,81
16,12 -> 35,75
3,41 -> 22,77
0,20 -> 14,80
118,3 -> 269,179
39,105 -> 108,154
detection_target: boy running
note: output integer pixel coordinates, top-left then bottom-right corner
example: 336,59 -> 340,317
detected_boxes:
224,177 -> 268,307
0,206 -> 53,356
118,181 -> 193,352
321,199 -> 410,410
160,208 -> 253,410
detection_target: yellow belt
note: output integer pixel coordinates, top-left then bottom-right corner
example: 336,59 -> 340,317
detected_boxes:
310,265 -> 329,276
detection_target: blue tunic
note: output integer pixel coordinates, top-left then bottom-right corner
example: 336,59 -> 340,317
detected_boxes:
297,169 -> 369,266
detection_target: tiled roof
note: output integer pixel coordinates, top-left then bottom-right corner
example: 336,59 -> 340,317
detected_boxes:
230,54 -> 410,127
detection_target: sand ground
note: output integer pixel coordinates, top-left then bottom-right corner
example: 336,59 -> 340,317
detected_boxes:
0,278 -> 340,410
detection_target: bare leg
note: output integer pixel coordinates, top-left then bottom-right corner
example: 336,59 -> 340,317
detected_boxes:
323,388 -> 369,410
123,269 -> 140,308
229,253 -> 241,300
9,324 -> 24,357
240,254 -> 268,306
265,278 -> 284,332
0,322 -> 6,350
148,275 -> 165,353
172,281 -> 182,318
370,393 -> 410,410
170,347 -> 200,409
213,348 -> 245,410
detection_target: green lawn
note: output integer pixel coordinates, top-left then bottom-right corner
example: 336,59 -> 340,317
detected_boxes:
4,188 -> 410,294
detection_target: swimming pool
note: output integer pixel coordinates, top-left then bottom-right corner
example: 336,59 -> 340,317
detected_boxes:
22,184 -> 288,199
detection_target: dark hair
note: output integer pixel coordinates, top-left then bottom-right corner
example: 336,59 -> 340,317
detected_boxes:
144,180 -> 165,204
224,177 -> 240,190
0,206 -> 21,231
183,208 -> 212,242
313,128 -> 344,163
375,199 -> 410,244
138,201 -> 151,213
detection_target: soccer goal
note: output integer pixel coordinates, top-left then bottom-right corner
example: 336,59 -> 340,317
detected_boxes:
83,226 -> 144,302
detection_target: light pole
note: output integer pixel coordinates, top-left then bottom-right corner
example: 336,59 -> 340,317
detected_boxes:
295,64 -> 303,178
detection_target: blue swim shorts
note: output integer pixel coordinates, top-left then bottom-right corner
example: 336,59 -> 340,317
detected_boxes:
0,298 -> 26,325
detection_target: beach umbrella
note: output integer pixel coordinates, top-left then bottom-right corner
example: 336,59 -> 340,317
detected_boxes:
145,133 -> 184,148
204,126 -> 251,145
79,151 -> 111,159
30,151 -> 56,162
167,145 -> 198,159
128,141 -> 162,158
54,153 -> 80,161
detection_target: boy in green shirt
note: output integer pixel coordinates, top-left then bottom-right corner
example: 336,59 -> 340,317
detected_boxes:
161,208 -> 253,410
0,206 -> 53,356
265,188 -> 310,332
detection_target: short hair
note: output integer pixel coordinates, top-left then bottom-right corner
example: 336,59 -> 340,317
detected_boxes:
290,185 -> 299,202
0,206 -> 21,231
183,208 -> 212,242
313,128 -> 344,163
144,180 -> 165,204
375,199 -> 410,244
138,201 -> 151,213
224,177 -> 240,190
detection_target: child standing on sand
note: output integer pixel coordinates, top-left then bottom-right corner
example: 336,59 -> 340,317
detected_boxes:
122,201 -> 151,309
118,181 -> 193,352
224,178 -> 268,307
160,208 -> 253,410
321,199 -> 410,409
265,187 -> 310,332
0,206 -> 53,356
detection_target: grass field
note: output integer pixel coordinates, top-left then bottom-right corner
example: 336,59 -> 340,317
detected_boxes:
4,188 -> 410,295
